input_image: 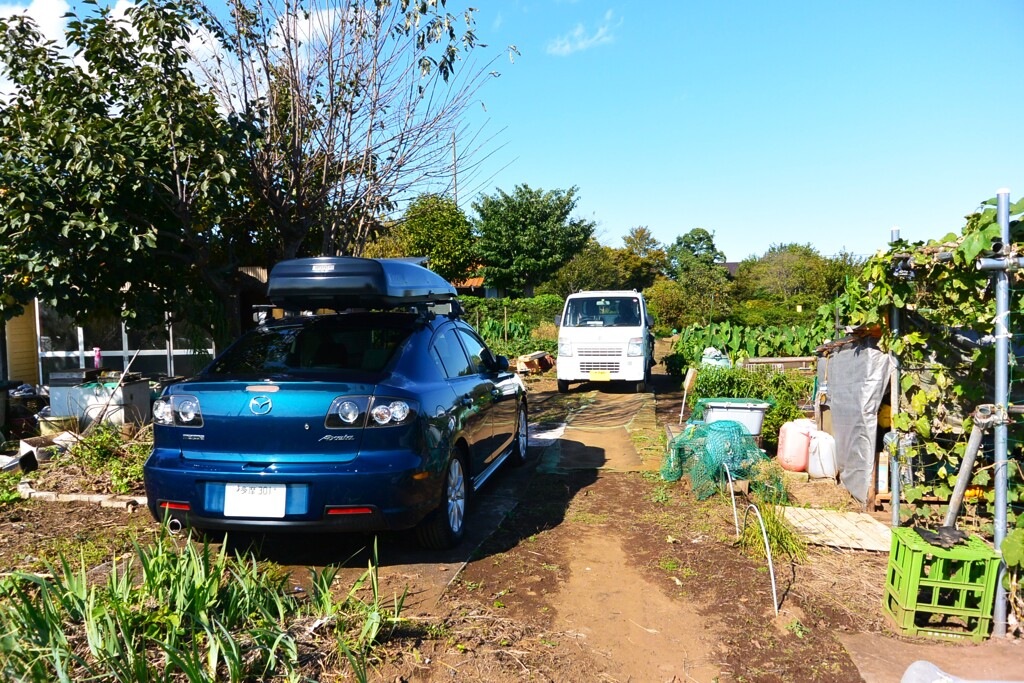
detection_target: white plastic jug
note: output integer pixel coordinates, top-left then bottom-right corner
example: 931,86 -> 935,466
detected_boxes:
777,419 -> 815,472
807,430 -> 838,479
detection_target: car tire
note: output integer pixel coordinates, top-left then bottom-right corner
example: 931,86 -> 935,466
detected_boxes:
508,403 -> 529,467
557,379 -> 570,394
634,379 -> 646,394
416,450 -> 468,550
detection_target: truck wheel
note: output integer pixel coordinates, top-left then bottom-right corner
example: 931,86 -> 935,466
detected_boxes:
634,379 -> 646,394
557,380 -> 570,394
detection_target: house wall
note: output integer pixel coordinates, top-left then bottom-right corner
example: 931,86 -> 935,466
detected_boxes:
5,306 -> 39,385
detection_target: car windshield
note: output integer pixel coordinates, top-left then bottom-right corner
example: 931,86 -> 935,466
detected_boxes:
205,314 -> 416,375
562,297 -> 642,328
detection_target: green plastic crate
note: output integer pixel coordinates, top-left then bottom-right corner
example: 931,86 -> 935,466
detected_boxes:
883,527 -> 1000,642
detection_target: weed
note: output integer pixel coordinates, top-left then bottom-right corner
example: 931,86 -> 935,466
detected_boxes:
658,557 -> 681,572
651,485 -> 671,504
0,470 -> 22,506
740,502 -> 807,563
540,637 -> 558,647
462,580 -> 483,591
786,620 -> 810,639
541,563 -> 560,572
568,511 -> 609,525
493,600 -> 506,609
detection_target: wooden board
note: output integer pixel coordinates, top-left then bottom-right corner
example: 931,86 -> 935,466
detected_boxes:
782,507 -> 892,552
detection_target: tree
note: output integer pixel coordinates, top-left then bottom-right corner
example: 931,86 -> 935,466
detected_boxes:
363,194 -> 475,282
729,243 -> 863,327
192,0 -> 503,259
665,227 -> 726,279
0,0 -> 244,341
619,226 -> 667,291
536,240 -> 622,298
473,184 -> 595,296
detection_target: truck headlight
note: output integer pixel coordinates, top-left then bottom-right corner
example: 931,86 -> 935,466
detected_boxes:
558,339 -> 573,357
627,337 -> 644,357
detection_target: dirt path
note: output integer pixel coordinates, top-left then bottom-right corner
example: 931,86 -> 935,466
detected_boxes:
551,527 -> 721,681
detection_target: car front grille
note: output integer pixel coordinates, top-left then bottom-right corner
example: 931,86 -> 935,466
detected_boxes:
580,361 -> 620,372
577,346 -> 621,357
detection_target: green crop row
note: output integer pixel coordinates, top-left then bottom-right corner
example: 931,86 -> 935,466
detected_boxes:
667,320 -> 834,374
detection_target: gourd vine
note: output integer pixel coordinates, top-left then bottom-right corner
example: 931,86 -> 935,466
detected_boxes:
834,196 -> 1024,529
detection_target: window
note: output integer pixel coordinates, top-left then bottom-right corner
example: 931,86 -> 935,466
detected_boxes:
456,329 -> 489,374
431,327 -> 474,378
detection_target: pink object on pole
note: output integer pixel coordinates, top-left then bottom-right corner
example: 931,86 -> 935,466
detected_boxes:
93,347 -> 102,369
777,419 -> 815,472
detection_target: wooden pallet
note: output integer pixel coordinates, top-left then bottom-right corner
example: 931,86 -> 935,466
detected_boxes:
783,507 -> 892,552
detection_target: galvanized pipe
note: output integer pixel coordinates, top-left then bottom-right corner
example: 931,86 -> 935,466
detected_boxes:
942,406 -> 990,528
993,189 -> 1011,637
890,227 -> 902,528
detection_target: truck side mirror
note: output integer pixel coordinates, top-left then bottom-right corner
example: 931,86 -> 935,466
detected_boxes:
553,314 -> 561,327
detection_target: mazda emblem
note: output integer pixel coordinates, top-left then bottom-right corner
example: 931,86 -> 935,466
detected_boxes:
249,396 -> 273,415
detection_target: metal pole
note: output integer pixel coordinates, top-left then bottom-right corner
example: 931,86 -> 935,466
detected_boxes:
890,227 -> 902,527
993,189 -> 1011,637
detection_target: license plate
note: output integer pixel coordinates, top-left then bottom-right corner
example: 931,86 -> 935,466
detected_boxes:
589,370 -> 611,382
224,483 -> 286,518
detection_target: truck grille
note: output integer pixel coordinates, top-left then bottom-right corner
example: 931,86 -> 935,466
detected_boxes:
580,361 -> 620,372
578,346 -> 621,357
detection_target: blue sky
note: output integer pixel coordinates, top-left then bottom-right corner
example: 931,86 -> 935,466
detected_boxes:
3,0 -> 1021,262
459,1 -> 1024,261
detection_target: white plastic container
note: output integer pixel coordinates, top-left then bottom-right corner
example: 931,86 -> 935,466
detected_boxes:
807,430 -> 838,479
702,401 -> 771,436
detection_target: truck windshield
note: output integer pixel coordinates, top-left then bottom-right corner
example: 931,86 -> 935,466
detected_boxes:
562,297 -> 641,328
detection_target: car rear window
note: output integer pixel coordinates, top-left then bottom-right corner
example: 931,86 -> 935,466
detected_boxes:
205,314 -> 416,375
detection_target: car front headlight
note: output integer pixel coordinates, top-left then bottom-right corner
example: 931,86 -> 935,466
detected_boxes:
558,338 -> 573,357
627,337 -> 644,357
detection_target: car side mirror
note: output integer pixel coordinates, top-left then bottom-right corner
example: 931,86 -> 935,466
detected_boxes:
646,314 -> 655,328
494,355 -> 510,372
553,314 -> 561,327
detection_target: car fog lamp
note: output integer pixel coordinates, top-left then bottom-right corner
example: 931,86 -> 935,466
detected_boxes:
336,400 -> 360,424
389,401 -> 410,422
370,404 -> 393,424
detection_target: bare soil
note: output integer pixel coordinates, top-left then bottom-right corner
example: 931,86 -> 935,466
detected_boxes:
3,340 -> 1018,681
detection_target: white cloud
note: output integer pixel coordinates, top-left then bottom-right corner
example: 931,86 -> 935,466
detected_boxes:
0,0 -> 69,43
547,8 -> 620,57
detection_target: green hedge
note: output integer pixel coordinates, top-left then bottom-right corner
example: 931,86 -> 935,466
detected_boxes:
459,295 -> 564,330
461,295 -> 563,360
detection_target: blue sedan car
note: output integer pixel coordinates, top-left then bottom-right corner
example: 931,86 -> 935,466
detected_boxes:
143,257 -> 527,549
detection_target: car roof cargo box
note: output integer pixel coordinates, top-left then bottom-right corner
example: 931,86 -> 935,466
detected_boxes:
267,257 -> 457,311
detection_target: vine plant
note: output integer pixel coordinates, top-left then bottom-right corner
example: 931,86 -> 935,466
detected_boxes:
835,196 -> 1024,529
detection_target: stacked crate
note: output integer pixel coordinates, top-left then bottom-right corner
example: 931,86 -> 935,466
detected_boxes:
883,527 -> 1000,642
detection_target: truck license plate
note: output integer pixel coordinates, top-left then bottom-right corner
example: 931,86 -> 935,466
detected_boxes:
224,483 -> 286,518
589,370 -> 610,382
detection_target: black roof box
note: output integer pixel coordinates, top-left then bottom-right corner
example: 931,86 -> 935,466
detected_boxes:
267,257 -> 457,311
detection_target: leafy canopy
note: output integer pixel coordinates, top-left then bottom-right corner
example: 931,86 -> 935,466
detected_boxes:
0,0 -> 239,334
473,184 -> 594,296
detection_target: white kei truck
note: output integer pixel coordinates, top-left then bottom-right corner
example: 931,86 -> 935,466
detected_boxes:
554,290 -> 655,393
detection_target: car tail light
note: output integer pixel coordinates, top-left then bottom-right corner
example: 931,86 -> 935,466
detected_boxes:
153,395 -> 204,427
367,397 -> 418,427
325,396 -> 370,429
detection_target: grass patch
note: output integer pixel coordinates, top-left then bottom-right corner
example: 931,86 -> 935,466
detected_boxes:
739,502 -> 807,564
0,526 -> 405,681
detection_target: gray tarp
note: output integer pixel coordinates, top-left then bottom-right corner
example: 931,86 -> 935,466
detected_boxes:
817,338 -> 892,505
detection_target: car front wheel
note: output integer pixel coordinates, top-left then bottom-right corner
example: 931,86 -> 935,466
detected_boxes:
509,403 -> 528,467
416,451 -> 467,550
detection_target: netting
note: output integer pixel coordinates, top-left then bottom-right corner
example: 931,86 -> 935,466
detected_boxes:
661,420 -> 772,500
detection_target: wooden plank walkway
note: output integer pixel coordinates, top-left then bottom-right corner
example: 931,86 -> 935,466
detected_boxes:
782,507 -> 892,552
